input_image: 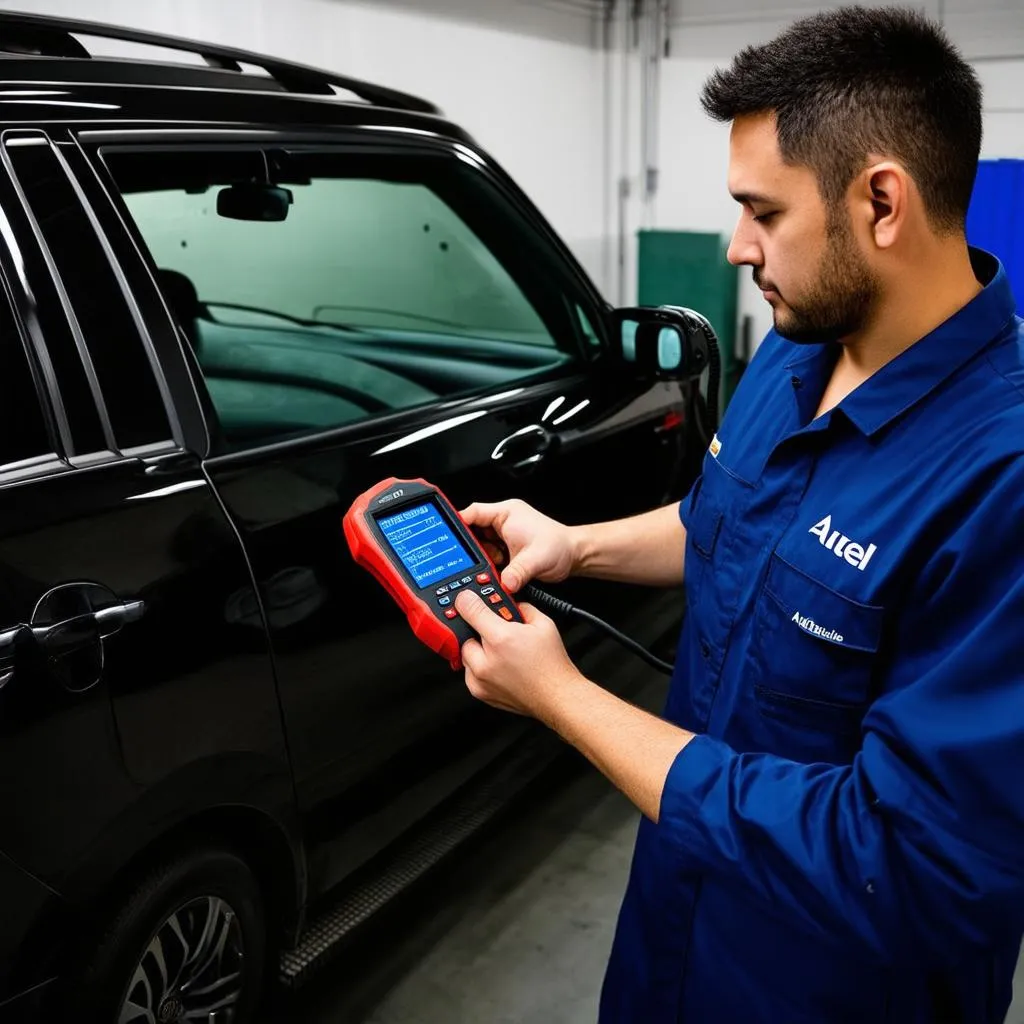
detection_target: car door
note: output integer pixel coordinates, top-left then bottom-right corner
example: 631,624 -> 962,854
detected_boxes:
94,133 -> 692,897
0,129 -> 290,934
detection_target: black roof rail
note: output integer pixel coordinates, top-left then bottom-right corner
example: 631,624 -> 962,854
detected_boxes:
0,10 -> 441,114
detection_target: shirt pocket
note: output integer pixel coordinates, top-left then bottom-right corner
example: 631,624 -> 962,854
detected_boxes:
749,553 -> 883,739
683,474 -> 723,600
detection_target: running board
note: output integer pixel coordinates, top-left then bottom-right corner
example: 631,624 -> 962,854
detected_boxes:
278,727 -> 561,989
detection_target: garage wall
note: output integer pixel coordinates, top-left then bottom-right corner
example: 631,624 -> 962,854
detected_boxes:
649,0 -> 1024,347
0,0 -> 616,294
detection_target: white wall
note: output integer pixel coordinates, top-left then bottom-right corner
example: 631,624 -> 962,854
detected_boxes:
645,5 -> 1024,348
0,0 -> 615,293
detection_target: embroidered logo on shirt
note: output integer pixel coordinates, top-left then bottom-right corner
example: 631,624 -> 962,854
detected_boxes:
791,611 -> 845,644
808,514 -> 877,571
709,434 -> 722,458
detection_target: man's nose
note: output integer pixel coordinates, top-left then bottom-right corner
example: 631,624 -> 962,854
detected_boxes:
727,218 -> 762,267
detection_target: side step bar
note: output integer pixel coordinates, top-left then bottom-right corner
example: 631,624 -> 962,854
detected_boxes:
279,727 -> 562,989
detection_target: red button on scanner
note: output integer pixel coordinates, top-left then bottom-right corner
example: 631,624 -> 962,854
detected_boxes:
488,593 -> 503,605
499,607 -> 514,621
476,572 -> 491,585
444,608 -> 458,619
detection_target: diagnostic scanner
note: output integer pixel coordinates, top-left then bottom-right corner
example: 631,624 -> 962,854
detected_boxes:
343,478 -> 523,670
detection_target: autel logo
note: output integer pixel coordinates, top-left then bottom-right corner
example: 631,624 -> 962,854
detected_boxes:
808,514 -> 877,571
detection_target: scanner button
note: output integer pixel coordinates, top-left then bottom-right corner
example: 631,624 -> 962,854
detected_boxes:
438,596 -> 452,607
488,593 -> 503,605
499,607 -> 514,621
461,576 -> 473,585
476,573 -> 492,585
436,585 -> 449,596
449,581 -> 462,591
444,608 -> 458,620
480,586 -> 495,596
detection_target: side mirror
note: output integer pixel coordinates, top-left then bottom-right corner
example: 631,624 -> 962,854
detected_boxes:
217,182 -> 293,222
609,305 -> 716,381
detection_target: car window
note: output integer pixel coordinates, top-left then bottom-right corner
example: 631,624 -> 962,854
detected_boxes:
5,136 -> 172,453
103,146 -> 593,452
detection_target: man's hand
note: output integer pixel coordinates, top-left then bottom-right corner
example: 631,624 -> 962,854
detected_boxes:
454,589 -> 692,823
454,589 -> 584,720
459,499 -> 578,595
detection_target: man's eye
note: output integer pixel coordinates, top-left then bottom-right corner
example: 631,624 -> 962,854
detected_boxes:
753,212 -> 778,224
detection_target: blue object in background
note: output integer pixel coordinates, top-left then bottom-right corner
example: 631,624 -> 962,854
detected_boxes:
967,159 -> 1024,316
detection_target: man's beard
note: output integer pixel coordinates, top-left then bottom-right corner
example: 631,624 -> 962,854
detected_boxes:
758,210 -> 880,345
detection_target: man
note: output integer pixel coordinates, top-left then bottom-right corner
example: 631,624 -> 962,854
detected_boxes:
452,5 -> 1024,1023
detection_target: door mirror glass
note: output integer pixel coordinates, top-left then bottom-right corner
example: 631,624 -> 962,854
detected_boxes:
609,305 -> 715,381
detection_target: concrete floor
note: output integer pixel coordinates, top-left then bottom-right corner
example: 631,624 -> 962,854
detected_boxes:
282,674 -> 1024,1024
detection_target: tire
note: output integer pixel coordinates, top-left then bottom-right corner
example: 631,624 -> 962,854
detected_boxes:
65,846 -> 267,1024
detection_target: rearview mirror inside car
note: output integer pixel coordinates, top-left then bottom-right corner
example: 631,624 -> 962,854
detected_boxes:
608,305 -> 715,382
217,182 -> 293,222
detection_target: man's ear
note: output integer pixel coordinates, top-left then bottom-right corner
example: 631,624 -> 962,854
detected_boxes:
860,161 -> 908,250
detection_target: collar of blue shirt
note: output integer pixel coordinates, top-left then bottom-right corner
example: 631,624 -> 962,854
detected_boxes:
782,247 -> 1017,438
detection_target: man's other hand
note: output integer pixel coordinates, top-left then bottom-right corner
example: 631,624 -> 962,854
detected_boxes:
459,499 -> 577,595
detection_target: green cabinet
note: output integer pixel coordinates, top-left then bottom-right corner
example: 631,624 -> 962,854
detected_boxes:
637,229 -> 739,407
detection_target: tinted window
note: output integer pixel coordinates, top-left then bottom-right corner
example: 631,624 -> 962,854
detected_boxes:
106,147 -> 590,452
7,139 -> 171,451
0,277 -> 53,467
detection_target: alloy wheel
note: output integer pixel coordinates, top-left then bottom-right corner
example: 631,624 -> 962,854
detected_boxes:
118,895 -> 245,1023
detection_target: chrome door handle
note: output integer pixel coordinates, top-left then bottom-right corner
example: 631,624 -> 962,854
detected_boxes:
491,424 -> 555,469
0,626 -> 20,690
31,599 -> 146,655
94,599 -> 146,634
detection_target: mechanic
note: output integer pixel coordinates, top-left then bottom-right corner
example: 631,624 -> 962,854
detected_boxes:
452,6 -> 1024,1023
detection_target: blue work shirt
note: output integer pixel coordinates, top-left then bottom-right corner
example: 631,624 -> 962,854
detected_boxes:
600,249 -> 1024,1023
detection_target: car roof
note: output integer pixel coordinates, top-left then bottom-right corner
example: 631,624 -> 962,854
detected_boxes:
0,10 -> 473,143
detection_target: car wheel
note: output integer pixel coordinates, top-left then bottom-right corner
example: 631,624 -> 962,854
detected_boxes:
68,847 -> 266,1024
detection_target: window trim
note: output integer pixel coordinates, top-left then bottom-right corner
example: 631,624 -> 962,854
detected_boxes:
2,128 -> 181,460
1,129 -> 117,457
0,207 -> 68,466
61,133 -> 180,450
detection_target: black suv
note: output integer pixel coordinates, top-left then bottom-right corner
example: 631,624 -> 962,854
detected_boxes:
0,12 -> 712,1022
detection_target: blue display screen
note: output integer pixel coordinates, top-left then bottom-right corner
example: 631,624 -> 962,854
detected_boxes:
376,501 -> 476,588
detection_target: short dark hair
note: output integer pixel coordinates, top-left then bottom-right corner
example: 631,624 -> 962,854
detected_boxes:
701,5 -> 982,233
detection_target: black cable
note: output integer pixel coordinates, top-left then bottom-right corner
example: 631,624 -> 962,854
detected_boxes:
703,320 -> 721,431
522,584 -> 675,676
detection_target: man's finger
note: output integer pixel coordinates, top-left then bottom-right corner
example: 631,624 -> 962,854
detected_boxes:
517,601 -> 550,626
481,540 -> 508,569
461,637 -> 485,675
454,589 -> 506,641
459,502 -> 503,529
501,557 -> 534,594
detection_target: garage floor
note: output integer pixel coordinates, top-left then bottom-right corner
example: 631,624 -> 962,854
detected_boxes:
283,673 -> 1024,1024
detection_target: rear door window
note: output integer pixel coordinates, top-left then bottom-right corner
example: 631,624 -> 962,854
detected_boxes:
103,145 -> 597,452
4,133 -> 173,454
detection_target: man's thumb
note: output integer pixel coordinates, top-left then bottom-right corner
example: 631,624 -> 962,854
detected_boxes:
500,558 -> 531,594
454,589 -> 495,635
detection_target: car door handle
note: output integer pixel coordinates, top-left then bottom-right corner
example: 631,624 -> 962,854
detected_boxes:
0,626 -> 19,690
491,424 -> 555,469
31,599 -> 146,656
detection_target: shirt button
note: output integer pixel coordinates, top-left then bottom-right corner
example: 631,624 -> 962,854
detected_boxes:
791,375 -> 803,389
700,640 -> 711,660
